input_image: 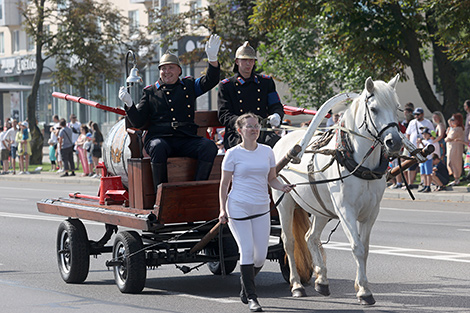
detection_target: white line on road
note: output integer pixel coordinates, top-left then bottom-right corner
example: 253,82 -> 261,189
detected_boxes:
324,241 -> 470,263
0,212 -> 101,225
381,206 -> 470,215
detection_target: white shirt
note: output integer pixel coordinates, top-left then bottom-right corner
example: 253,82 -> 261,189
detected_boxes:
4,126 -> 19,147
405,118 -> 434,146
0,131 -> 7,150
222,143 -> 276,205
67,121 -> 81,143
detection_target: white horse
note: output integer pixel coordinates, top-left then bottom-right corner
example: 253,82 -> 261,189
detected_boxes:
273,75 -> 403,305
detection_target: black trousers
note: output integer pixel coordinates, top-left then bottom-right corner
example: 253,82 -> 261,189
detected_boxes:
145,136 -> 217,164
61,146 -> 75,171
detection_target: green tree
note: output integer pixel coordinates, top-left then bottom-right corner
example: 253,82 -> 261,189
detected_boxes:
20,0 -> 152,164
148,0 -> 265,78
252,0 -> 470,118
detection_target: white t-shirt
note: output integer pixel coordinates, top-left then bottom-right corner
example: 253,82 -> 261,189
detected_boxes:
222,143 -> 276,205
405,118 -> 434,146
67,121 -> 81,143
4,126 -> 19,147
0,131 -> 7,150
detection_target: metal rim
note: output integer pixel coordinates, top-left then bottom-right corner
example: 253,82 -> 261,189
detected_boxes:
113,241 -> 128,287
58,230 -> 71,274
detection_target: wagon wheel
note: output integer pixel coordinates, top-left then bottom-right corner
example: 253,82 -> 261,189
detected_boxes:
112,231 -> 146,294
205,232 -> 238,275
278,239 -> 290,283
56,219 -> 90,283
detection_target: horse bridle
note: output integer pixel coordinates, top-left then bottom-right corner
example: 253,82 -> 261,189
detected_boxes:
359,93 -> 400,147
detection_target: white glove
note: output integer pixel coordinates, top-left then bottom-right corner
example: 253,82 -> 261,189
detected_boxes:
268,113 -> 281,127
119,86 -> 132,106
205,34 -> 221,62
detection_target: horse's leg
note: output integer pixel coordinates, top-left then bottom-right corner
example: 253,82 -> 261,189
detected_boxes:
278,194 -> 307,297
336,208 -> 376,305
305,215 -> 330,296
354,208 -> 380,305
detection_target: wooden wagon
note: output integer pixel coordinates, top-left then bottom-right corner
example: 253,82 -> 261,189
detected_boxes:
37,108 -> 289,294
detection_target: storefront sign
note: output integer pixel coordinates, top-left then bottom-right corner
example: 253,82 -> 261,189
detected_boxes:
0,56 -> 37,76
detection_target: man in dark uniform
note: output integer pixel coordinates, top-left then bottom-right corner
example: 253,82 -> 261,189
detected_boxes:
119,34 -> 221,191
218,41 -> 284,150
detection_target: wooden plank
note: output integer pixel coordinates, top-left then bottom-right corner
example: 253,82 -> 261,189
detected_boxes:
155,180 -> 220,224
167,155 -> 223,182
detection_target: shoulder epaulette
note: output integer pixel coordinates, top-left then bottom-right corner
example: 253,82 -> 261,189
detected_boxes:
261,74 -> 272,79
221,78 -> 230,84
144,84 -> 152,89
183,75 -> 192,79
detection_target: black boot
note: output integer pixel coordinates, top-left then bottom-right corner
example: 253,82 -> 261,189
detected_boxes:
241,266 -> 262,304
150,162 -> 168,193
240,264 -> 263,312
194,160 -> 213,181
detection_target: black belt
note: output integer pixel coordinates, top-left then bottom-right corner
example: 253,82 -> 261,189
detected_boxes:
157,121 -> 191,129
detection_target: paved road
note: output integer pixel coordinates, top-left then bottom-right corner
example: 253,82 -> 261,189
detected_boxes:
0,180 -> 469,313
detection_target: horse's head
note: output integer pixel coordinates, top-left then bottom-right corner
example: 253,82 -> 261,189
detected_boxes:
350,75 -> 403,157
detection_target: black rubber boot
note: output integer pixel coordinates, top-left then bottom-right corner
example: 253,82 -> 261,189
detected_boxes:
194,160 -> 213,181
150,162 -> 168,193
240,264 -> 263,312
240,266 -> 262,304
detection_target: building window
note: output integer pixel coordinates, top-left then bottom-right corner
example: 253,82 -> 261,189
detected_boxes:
13,30 -> 20,53
0,33 -> 4,54
190,0 -> 202,26
0,3 -> 3,20
172,3 -> 180,14
129,10 -> 139,35
27,35 -> 35,51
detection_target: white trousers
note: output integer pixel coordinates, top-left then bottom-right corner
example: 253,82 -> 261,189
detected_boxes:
227,198 -> 271,267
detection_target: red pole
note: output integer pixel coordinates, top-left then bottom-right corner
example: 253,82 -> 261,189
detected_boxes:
283,105 -> 330,118
52,92 -> 126,116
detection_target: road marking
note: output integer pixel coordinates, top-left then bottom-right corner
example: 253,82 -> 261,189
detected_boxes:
381,206 -> 470,215
0,212 -> 101,225
1,198 -> 28,201
324,241 -> 470,263
176,293 -> 238,304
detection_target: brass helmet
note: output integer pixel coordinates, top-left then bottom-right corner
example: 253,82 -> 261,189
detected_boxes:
235,41 -> 257,60
158,51 -> 182,69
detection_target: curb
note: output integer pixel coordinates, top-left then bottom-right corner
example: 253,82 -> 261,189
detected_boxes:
0,172 -> 101,185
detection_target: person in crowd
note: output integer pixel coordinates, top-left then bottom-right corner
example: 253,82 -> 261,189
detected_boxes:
0,122 -> 9,174
416,128 -> 436,192
405,107 -> 434,187
75,125 -> 91,176
47,138 -> 57,171
15,121 -> 31,174
218,41 -> 284,150
118,35 -> 221,191
67,114 -> 81,170
402,107 -> 414,129
58,118 -> 75,177
90,122 -> 104,178
431,111 -> 447,162
84,132 -> 94,176
50,115 -> 62,171
4,119 -> 18,174
216,139 -> 225,155
219,113 -> 293,312
445,113 -> 465,185
431,153 -> 450,191
463,100 -> 470,181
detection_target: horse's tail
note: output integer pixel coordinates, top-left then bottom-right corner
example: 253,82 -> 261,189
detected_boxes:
292,205 -> 314,284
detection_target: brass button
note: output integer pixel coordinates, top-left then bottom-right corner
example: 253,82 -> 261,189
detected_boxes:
170,108 -> 174,111
238,91 -> 241,94
172,117 -> 176,121
186,95 -> 189,98
257,98 -> 261,102
258,89 -> 261,92
188,114 -> 191,118
184,87 -> 187,90
166,91 -> 170,95
236,83 -> 239,86
239,99 -> 243,103
168,99 -> 172,103
240,109 -> 243,112
257,107 -> 260,110
187,105 -> 191,108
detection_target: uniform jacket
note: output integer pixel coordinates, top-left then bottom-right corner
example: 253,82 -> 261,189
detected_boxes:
126,63 -> 220,141
217,72 -> 284,148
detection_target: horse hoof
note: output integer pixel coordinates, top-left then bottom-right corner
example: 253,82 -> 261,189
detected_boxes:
358,295 -> 376,305
292,288 -> 307,297
315,283 -> 330,296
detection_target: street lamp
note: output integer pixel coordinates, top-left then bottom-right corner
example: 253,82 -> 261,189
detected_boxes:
125,50 -> 143,91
